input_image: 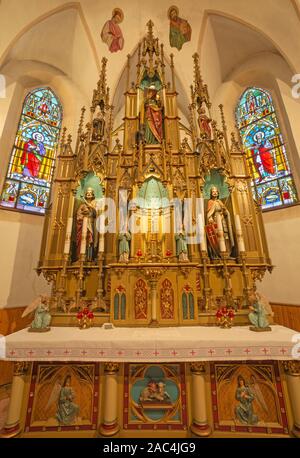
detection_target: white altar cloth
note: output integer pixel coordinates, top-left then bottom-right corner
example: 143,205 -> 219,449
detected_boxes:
1,325 -> 299,362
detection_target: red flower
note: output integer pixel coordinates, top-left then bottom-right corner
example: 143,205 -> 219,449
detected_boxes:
77,312 -> 83,320
87,312 -> 94,319
228,310 -> 235,319
166,250 -> 172,257
216,309 -> 223,319
136,249 -> 142,257
83,307 -> 89,315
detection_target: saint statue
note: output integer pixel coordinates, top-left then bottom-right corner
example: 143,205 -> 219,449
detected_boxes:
101,8 -> 124,53
248,293 -> 271,332
73,187 -> 98,262
91,107 -> 105,142
198,106 -> 212,139
21,132 -> 46,178
206,186 -> 234,257
175,228 -> 189,262
235,375 -> 258,425
118,232 -> 131,263
56,375 -> 79,425
168,6 -> 192,51
143,85 -> 163,144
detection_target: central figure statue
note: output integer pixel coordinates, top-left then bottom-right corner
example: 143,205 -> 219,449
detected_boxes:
143,85 -> 163,144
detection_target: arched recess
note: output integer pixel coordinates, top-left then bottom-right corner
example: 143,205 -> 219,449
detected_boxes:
0,2 -> 101,72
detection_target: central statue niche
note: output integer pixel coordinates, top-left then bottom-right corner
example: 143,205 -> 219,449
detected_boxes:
139,72 -> 164,145
135,177 -> 170,261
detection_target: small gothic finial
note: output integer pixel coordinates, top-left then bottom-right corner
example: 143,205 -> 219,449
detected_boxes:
67,134 -> 72,145
60,127 -> 67,147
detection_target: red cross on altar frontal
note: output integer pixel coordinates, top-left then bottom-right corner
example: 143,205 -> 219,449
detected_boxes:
244,348 -> 251,355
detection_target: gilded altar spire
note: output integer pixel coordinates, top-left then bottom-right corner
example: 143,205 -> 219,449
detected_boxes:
192,53 -> 211,109
142,20 -> 159,77
92,57 -> 110,111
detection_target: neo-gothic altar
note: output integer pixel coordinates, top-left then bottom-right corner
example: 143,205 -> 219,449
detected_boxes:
1,22 -> 300,439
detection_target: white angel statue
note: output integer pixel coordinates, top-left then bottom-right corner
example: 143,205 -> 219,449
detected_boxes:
22,295 -> 52,332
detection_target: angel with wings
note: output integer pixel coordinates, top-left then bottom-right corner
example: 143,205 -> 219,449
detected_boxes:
22,295 -> 51,332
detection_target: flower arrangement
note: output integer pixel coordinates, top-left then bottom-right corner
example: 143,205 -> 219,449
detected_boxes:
216,306 -> 235,328
77,307 -> 94,329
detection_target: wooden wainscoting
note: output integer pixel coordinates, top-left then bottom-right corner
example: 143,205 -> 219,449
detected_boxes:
271,303 -> 300,332
0,307 -> 30,387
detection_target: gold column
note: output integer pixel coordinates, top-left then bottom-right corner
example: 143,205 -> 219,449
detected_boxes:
283,361 -> 300,438
1,362 -> 30,438
190,363 -> 211,437
99,363 -> 120,436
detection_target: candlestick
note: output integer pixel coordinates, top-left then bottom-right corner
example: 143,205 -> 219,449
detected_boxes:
63,217 -> 73,254
80,217 -> 88,255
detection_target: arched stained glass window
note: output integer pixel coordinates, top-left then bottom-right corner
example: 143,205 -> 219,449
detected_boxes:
236,87 -> 298,210
0,87 -> 62,214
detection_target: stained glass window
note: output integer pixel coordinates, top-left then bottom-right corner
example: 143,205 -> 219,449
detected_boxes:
0,88 -> 62,214
236,87 -> 298,210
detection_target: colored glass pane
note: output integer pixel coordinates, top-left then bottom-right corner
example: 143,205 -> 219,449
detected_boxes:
1,88 -> 62,214
236,87 -> 297,210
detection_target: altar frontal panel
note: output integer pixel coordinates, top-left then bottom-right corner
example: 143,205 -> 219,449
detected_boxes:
210,361 -> 289,435
25,362 -> 99,432
123,363 -> 187,431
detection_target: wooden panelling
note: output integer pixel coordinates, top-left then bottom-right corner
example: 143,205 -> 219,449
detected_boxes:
271,303 -> 300,332
0,307 -> 30,387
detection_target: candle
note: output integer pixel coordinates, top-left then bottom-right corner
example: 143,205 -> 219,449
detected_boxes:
216,213 -> 226,252
98,217 -> 105,252
80,217 -> 88,255
63,217 -> 73,254
235,214 -> 246,253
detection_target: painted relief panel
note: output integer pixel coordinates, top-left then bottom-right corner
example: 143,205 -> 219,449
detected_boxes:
124,363 -> 187,431
210,361 -> 288,435
25,363 -> 99,432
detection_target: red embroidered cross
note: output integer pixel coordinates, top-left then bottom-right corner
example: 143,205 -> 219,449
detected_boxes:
190,350 -> 196,356
225,349 -> 232,355
117,351 -> 123,356
208,349 -> 215,356
64,349 -> 70,355
28,350 -> 34,356
9,350 -> 16,356
98,350 -> 105,356
280,348 -> 287,355
244,348 -> 251,354
135,351 -> 141,356
46,350 -> 52,356
81,350 -> 87,355
262,348 -> 269,355
172,350 -> 178,356
153,350 -> 160,356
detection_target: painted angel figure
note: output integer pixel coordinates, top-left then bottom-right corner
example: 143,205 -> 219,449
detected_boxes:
56,375 -> 79,425
22,295 -> 51,332
235,375 -> 258,425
